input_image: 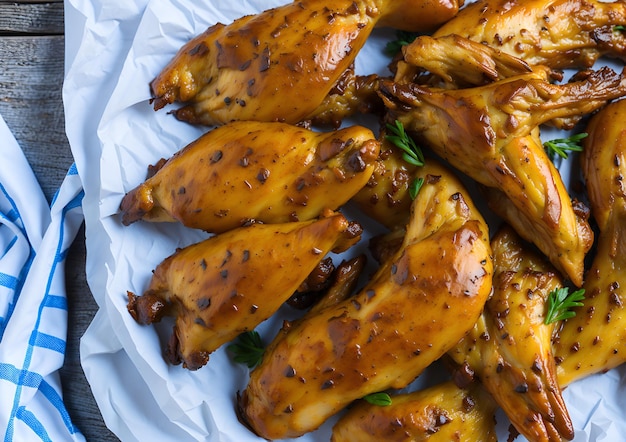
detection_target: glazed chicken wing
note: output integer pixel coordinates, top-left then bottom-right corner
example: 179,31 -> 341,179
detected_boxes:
351,134 -> 418,231
554,99 -> 626,385
377,67 -> 626,284
434,0 -> 626,69
150,0 -> 462,126
126,211 -> 361,370
449,225 -> 573,442
331,381 -> 499,442
119,121 -> 379,233
238,160 -> 493,439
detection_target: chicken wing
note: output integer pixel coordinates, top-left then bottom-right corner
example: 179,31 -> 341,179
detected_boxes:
331,381 -> 499,442
119,121 -> 379,233
448,225 -> 573,442
377,67 -> 626,284
433,0 -> 626,70
150,0 -> 462,126
126,211 -> 361,370
553,99 -> 626,386
237,160 -> 493,439
351,134 -> 418,231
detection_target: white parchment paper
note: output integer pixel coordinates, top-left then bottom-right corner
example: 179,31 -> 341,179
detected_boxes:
63,0 -> 626,440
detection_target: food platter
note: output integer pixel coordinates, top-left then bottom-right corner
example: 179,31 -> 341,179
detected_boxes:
63,0 -> 626,440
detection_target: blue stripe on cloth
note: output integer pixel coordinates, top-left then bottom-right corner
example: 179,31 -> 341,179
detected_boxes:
42,295 -> 67,311
1,235 -> 18,258
0,250 -> 35,341
16,407 -> 52,442
0,183 -> 25,238
0,364 -> 79,437
28,332 -> 65,354
0,273 -> 18,290
67,163 -> 78,176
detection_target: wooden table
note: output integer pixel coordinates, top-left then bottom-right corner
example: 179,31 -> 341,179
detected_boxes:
1,2 -> 118,440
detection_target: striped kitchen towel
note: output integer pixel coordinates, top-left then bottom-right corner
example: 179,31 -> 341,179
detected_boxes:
0,114 -> 85,441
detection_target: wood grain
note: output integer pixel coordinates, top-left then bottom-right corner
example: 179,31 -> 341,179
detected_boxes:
1,2 -> 119,441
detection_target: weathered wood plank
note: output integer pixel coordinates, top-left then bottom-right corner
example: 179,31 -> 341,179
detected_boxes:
0,35 -> 68,201
0,2 -> 64,35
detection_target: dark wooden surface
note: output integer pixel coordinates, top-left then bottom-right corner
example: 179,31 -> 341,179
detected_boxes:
0,1 -> 118,440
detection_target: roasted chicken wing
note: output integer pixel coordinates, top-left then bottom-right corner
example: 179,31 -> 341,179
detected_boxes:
554,99 -> 626,386
126,211 -> 361,370
377,67 -> 626,284
351,134 -> 418,231
434,0 -> 626,69
449,225 -> 573,442
237,160 -> 493,439
119,121 -> 379,233
331,381 -> 499,442
150,0 -> 462,126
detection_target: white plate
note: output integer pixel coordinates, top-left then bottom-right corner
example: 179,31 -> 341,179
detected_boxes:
63,0 -> 626,440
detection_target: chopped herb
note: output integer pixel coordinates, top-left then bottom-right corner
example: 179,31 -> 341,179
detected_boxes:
385,30 -> 420,56
363,392 -> 393,406
545,287 -> 585,324
543,133 -> 587,160
386,120 -> 425,167
409,177 -> 424,200
227,330 -> 265,368
614,25 -> 626,31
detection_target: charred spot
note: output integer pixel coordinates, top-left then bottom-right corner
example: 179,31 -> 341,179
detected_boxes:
200,259 -> 207,270
210,150 -> 223,164
285,365 -> 296,378
346,151 -> 366,173
321,380 -> 335,390
259,46 -> 271,72
257,168 -> 270,183
194,317 -> 206,327
188,42 -> 209,57
197,297 -> 211,310
242,250 -> 250,262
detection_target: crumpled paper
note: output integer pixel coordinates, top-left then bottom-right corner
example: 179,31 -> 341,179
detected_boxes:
62,0 -> 626,441
0,114 -> 85,441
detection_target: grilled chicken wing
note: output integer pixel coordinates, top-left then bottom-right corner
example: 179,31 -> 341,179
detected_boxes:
433,0 -> 626,69
449,225 -> 573,442
126,211 -> 361,370
351,134 -> 418,231
331,381 -> 499,442
150,0 -> 462,126
238,160 -> 493,439
377,67 -> 626,284
554,99 -> 626,386
119,121 -> 379,233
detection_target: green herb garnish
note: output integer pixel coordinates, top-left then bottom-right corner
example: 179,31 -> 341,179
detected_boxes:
227,330 -> 265,368
409,177 -> 424,200
543,133 -> 587,160
385,30 -> 420,56
386,120 -> 425,167
545,287 -> 585,324
614,25 -> 626,32
363,392 -> 393,406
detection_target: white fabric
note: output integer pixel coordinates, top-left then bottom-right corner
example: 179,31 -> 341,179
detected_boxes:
0,114 -> 85,441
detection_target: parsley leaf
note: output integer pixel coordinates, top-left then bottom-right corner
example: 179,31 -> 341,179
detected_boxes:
385,30 -> 420,56
409,177 -> 424,200
227,330 -> 265,368
386,120 -> 425,167
543,133 -> 587,160
363,392 -> 393,406
545,287 -> 585,324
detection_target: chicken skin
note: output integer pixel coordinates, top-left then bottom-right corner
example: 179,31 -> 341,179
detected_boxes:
449,226 -> 573,442
553,99 -> 626,386
351,135 -> 418,231
331,381 -> 499,442
434,0 -> 626,70
119,121 -> 379,233
150,0 -> 462,126
238,160 -> 493,439
126,211 -> 361,370
377,66 -> 626,284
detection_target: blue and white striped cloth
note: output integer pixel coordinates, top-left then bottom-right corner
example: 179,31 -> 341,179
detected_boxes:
0,114 -> 85,441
